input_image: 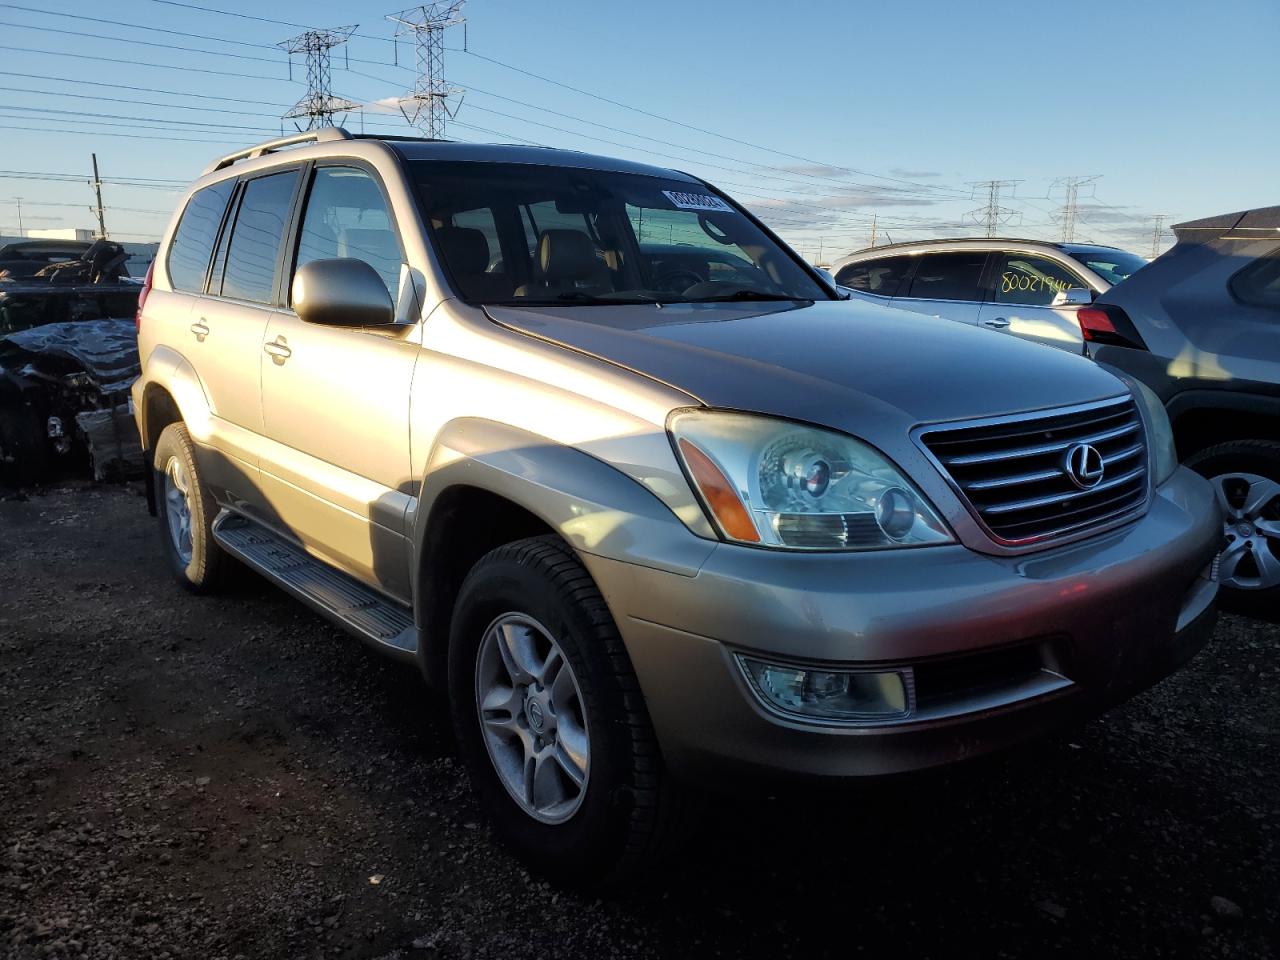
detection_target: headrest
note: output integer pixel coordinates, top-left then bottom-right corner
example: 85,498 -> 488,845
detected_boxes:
534,229 -> 596,283
337,228 -> 399,267
436,226 -> 490,275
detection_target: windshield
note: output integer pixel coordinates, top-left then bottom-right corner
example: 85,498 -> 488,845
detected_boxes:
411,161 -> 830,305
1064,246 -> 1149,286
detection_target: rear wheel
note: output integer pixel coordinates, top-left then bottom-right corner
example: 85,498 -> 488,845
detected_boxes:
1186,440 -> 1280,611
448,535 -> 689,884
153,422 -> 228,592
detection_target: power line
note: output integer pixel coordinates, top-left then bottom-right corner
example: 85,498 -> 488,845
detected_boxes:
0,70 -> 292,108
0,44 -> 293,80
0,85 -> 281,119
0,18 -> 286,64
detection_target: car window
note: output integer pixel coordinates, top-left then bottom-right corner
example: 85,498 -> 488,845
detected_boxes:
904,252 -> 987,302
1064,246 -> 1148,286
834,255 -> 913,297
1230,246 -> 1280,309
295,166 -> 402,299
167,179 -> 235,293
219,170 -> 299,304
993,254 -> 1088,306
412,160 -> 829,305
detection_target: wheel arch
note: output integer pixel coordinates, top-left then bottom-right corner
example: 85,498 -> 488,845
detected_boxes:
411,418 -> 717,686
1168,389 -> 1280,460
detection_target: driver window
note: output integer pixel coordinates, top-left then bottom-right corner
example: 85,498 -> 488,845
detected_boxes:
993,253 -> 1087,307
294,166 -> 402,300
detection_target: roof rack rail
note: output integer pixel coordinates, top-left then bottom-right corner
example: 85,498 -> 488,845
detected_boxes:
203,127 -> 352,176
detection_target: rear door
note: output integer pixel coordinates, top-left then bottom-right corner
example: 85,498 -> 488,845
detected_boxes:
889,250 -> 989,325
257,162 -> 418,601
833,255 -> 914,306
179,168 -> 301,505
977,251 -> 1090,352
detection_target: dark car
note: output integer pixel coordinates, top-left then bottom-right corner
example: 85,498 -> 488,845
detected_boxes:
1084,206 -> 1280,607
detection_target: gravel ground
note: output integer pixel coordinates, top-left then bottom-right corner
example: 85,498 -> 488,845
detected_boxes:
1,482 -> 1276,960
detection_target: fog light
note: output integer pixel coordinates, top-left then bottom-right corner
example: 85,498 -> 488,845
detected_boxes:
738,656 -> 912,723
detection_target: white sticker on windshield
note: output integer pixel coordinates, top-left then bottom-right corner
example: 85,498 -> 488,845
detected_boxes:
662,190 -> 734,213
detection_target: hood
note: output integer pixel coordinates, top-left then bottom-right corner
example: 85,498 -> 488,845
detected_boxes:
0,319 -> 140,394
485,299 -> 1126,433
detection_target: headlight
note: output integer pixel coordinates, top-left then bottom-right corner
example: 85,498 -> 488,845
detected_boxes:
1129,381 -> 1178,485
669,410 -> 953,550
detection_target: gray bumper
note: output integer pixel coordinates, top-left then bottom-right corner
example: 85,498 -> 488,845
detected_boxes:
582,466 -> 1221,782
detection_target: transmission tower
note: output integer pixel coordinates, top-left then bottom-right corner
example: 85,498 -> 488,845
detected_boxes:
1050,175 -> 1100,242
1149,214 -> 1169,258
388,2 -> 467,139
965,180 -> 1021,237
279,25 -> 359,130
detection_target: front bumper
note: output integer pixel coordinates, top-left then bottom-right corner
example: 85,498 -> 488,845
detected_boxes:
583,466 -> 1221,782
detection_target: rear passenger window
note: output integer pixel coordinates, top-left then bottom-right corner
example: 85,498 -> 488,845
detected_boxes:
220,170 -> 299,304
905,252 -> 988,302
295,166 -> 402,298
834,255 -> 912,296
1230,247 -> 1280,309
167,180 -> 234,293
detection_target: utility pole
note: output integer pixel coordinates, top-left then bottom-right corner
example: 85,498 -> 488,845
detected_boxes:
14,196 -> 23,237
869,214 -> 877,248
388,2 -> 467,139
1050,175 -> 1100,243
966,180 -> 1021,237
90,153 -> 108,239
279,26 -> 359,129
1149,214 -> 1168,258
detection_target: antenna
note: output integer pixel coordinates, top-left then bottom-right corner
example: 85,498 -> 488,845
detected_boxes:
387,2 -> 467,139
279,26 -> 360,130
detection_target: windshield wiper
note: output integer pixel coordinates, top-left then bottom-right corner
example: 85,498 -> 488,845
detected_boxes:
689,290 -> 806,303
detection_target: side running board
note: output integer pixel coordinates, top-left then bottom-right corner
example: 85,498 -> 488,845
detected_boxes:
211,511 -> 418,660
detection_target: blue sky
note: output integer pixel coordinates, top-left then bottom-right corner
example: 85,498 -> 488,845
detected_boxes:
1,0 -> 1276,261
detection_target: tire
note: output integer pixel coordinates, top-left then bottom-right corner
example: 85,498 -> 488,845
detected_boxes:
1186,439 -> 1280,613
152,422 -> 228,592
448,535 -> 690,884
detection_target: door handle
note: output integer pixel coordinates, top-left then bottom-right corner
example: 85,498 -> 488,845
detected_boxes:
263,337 -> 292,364
189,320 -> 210,341
982,317 -> 1011,329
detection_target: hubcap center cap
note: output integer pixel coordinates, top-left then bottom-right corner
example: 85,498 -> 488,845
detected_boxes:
525,697 -> 545,731
1236,521 -> 1255,538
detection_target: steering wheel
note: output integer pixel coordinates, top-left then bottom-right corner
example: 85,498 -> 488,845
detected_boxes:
652,268 -> 704,293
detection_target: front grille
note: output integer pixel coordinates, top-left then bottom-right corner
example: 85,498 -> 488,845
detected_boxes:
919,397 -> 1149,545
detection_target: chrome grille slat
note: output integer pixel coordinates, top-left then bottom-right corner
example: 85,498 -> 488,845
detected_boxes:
918,397 -> 1150,546
941,421 -> 1140,466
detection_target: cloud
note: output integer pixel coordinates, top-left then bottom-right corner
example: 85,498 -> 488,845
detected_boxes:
776,163 -> 849,178
890,167 -> 942,179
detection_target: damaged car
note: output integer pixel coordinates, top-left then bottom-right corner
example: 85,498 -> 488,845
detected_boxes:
0,239 -> 143,484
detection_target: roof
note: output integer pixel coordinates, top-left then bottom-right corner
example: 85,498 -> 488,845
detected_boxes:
1174,206 -> 1280,242
201,127 -> 696,184
838,237 -> 1128,256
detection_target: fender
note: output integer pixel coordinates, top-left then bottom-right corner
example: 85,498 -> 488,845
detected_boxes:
413,418 -> 717,582
1166,387 -> 1280,423
134,343 -> 215,449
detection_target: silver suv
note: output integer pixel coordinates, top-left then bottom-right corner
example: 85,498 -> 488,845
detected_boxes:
133,130 -> 1220,882
831,238 -> 1148,352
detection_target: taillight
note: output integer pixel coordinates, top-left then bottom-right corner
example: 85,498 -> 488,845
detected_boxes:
136,261 -> 154,331
1077,304 -> 1148,350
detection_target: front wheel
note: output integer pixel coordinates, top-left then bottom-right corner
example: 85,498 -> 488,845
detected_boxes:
448,536 -> 689,884
1186,440 -> 1280,611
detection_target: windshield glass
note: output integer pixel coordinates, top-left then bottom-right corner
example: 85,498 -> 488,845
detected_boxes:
1064,246 -> 1149,286
411,161 -> 829,305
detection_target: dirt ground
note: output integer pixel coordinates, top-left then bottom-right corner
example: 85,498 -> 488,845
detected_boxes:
1,482 -> 1276,960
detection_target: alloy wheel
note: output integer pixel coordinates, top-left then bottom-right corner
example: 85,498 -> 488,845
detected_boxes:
1211,472 -> 1280,590
163,455 -> 194,567
475,612 -> 590,824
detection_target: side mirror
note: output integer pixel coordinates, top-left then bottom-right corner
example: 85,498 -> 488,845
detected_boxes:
1052,286 -> 1094,308
814,267 -> 852,300
292,258 -> 395,327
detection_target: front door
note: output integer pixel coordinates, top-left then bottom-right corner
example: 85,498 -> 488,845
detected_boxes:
977,252 -> 1091,352
257,164 -> 418,602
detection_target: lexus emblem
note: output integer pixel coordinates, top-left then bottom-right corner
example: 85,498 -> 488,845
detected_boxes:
1063,443 -> 1105,490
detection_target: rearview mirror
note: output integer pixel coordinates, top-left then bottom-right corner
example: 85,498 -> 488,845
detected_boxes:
292,258 -> 395,327
1052,286 -> 1093,308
